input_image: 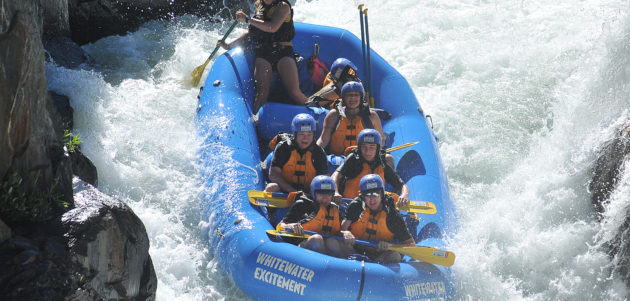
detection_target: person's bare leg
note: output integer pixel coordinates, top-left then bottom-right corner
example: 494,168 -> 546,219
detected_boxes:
277,56 -> 307,105
300,235 -> 326,253
264,183 -> 280,192
386,154 -> 395,168
253,58 -> 274,114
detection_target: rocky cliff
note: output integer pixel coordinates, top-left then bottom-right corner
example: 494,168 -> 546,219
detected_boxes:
590,122 -> 630,288
1,0 -> 158,299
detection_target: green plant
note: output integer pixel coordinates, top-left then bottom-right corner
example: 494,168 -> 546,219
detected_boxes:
63,129 -> 83,153
0,172 -> 66,224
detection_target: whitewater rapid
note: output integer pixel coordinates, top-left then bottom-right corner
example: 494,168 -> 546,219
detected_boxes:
46,0 -> 630,300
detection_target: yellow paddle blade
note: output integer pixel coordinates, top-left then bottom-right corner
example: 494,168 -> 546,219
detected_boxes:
248,190 -> 296,208
344,141 -> 420,156
402,201 -> 437,215
266,229 -> 310,239
190,58 -> 210,87
388,245 -> 455,267
268,229 -> 455,267
385,141 -> 419,153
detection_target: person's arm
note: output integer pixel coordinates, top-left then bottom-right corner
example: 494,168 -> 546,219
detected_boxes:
341,199 -> 361,229
269,142 -> 297,193
369,110 -> 384,143
242,3 -> 290,33
384,164 -> 409,208
331,170 -> 343,204
312,146 -> 329,176
387,210 -> 415,245
397,184 -> 410,208
316,110 -> 339,149
269,166 -> 297,193
217,31 -> 249,50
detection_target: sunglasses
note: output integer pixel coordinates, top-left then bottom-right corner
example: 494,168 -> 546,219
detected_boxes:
315,190 -> 335,196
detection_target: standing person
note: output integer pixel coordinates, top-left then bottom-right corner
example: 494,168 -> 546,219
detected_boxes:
217,0 -> 307,114
265,113 -> 328,193
278,175 -> 355,257
316,81 -> 383,156
332,129 -> 409,208
341,174 -> 415,263
307,58 -> 360,108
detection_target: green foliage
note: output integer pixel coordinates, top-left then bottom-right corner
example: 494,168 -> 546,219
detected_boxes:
0,172 -> 66,224
63,129 -> 82,153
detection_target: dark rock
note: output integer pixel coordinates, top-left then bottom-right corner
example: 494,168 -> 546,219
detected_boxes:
0,225 -> 81,301
1,0 -> 74,213
609,213 -> 630,286
47,91 -> 96,189
63,178 -> 157,300
0,219 -> 11,244
43,35 -> 90,69
42,0 -> 70,36
8,236 -> 37,251
589,123 -> 630,213
70,149 -> 98,186
12,249 -> 41,265
589,121 -> 630,289
68,0 -> 229,45
49,91 -> 74,132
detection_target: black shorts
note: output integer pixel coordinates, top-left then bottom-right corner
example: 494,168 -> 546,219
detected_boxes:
255,44 -> 295,71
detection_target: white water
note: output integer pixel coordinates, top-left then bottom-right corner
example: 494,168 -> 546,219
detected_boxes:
45,0 -> 630,300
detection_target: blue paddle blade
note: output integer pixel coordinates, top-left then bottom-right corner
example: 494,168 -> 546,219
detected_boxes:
396,150 -> 426,182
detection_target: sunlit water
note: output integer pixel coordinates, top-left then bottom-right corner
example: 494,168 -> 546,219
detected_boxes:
46,0 -> 630,300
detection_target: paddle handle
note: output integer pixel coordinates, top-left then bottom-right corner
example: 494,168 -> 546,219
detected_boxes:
301,229 -> 378,248
207,21 -> 239,61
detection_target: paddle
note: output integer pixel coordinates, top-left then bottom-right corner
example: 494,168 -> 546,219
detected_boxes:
358,5 -> 367,88
248,190 -> 437,215
190,20 -> 239,86
344,141 -> 419,156
266,229 -> 455,267
363,7 -> 374,108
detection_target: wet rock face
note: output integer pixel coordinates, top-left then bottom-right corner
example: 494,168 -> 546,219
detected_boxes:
62,179 -> 157,300
590,123 -> 630,213
42,0 -> 70,36
0,220 -> 81,301
589,122 -> 630,288
1,0 -> 73,206
0,179 -> 156,300
68,0 -> 224,45
43,36 -> 90,69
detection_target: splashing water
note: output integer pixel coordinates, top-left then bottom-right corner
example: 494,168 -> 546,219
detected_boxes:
46,0 -> 630,299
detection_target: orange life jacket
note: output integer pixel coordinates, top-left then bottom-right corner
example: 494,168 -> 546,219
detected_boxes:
329,114 -> 367,156
322,72 -> 333,87
342,162 -> 385,199
301,204 -> 341,235
350,207 -> 394,242
281,147 -> 318,192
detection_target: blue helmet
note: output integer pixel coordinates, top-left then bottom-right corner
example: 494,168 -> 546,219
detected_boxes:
330,58 -> 358,82
341,81 -> 365,102
291,113 -> 316,133
310,175 -> 336,196
357,128 -> 382,147
359,174 -> 384,195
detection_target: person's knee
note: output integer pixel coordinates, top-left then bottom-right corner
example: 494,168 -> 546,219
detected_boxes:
265,183 -> 280,192
301,235 -> 325,253
289,89 -> 306,104
378,250 -> 401,263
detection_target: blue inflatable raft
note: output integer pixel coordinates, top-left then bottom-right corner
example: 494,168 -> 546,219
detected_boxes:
196,22 -> 457,300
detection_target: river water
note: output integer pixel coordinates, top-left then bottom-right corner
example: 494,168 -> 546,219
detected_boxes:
46,0 -> 630,299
